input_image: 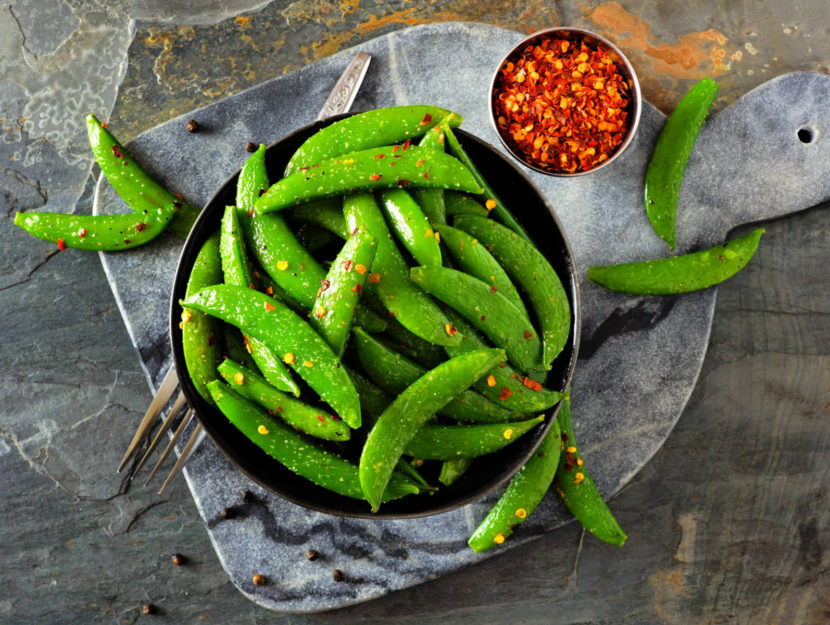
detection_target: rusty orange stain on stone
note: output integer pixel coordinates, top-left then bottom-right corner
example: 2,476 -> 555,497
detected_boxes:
586,2 -> 732,78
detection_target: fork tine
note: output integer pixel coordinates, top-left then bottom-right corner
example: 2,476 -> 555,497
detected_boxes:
157,423 -> 205,494
143,408 -> 194,487
130,391 -> 187,478
117,367 -> 179,473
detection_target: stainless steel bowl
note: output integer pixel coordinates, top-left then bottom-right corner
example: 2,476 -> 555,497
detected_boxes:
489,27 -> 642,177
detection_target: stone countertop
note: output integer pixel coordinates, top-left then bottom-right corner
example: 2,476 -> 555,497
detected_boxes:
1,2 -> 828,624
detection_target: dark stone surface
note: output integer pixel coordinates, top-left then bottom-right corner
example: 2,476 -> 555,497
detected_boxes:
1,1 -> 829,623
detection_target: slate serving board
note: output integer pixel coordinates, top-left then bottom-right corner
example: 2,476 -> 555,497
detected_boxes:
93,22 -> 830,613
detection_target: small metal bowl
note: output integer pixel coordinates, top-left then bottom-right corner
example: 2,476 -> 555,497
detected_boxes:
489,27 -> 642,177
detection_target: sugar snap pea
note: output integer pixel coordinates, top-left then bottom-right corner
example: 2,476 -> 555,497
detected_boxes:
554,397 -> 627,546
343,193 -> 461,347
403,416 -> 544,460
353,327 -> 521,424
467,417 -> 562,553
454,215 -> 571,370
180,232 -> 224,403
359,348 -> 506,511
410,265 -> 543,373
411,122 -> 450,225
14,207 -> 175,251
285,105 -> 463,175
208,381 -> 419,502
310,228 -> 377,357
182,284 -> 361,428
434,223 -> 528,317
257,145 -> 483,214
444,191 -> 489,219
236,143 -> 270,213
283,198 -> 349,239
378,188 -> 442,266
217,359 -> 350,441
381,317 -> 447,368
438,458 -> 473,486
587,228 -> 764,294
644,77 -> 719,250
86,113 -> 199,239
441,121 -> 530,241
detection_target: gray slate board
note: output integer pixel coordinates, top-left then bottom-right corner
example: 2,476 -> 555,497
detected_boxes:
93,22 -> 830,613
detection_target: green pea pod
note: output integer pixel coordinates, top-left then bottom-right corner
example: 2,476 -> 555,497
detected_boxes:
14,207 -> 175,251
85,113 -> 199,239
555,397 -> 627,546
444,192 -> 489,218
411,122 -> 451,225
467,417 -> 562,553
587,228 -> 765,294
645,77 -> 719,250
182,284 -> 361,428
257,145 -> 483,214
441,121 -> 530,241
377,189 -> 442,267
410,265 -> 543,373
219,205 -> 300,397
442,309 -> 564,413
181,232 -> 224,403
353,327 -> 521,424
343,193 -> 460,347
236,143 -> 270,213
217,359 -> 349,441
310,228 -> 377,357
435,223 -> 528,317
223,325 -> 256,370
359,348 -> 506,511
285,105 -> 463,175
381,317 -> 447,368
348,368 -> 393,424
293,223 -> 340,255
208,381 -> 418,502
404,416 -> 544,460
454,215 -> 571,370
438,458 -> 473,486
284,198 -> 349,239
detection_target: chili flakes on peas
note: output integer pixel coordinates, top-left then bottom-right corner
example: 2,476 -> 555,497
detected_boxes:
493,36 -> 631,173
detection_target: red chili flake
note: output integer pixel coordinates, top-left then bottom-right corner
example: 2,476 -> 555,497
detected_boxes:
111,145 -> 123,159
499,387 -> 512,401
174,193 -> 184,199
123,239 -> 131,245
401,139 -> 411,150
490,285 -> 498,293
135,222 -> 147,232
392,145 -> 399,152
173,201 -> 182,210
101,122 -> 108,128
352,283 -> 363,296
342,259 -> 354,272
369,174 -> 382,181
523,330 -> 533,339
264,302 -> 276,311
492,35 -> 632,173
317,415 -> 326,423
317,279 -> 331,298
374,153 -> 385,159
521,376 -> 543,391
57,238 -> 66,251
78,228 -> 87,238
480,315 -> 486,321
416,158 -> 425,167
420,112 -> 433,126
331,414 -> 342,422
396,178 -> 411,187
422,172 -> 429,179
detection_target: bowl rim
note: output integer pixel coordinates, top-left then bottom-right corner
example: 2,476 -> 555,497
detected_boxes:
169,113 -> 581,519
488,26 -> 643,177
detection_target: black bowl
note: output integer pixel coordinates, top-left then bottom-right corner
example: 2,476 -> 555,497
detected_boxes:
169,114 -> 581,519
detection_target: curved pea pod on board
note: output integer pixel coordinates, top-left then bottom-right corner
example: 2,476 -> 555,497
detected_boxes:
14,206 -> 175,252
284,105 -> 463,175
359,348 -> 506,512
180,232 -> 224,403
587,228 -> 765,294
410,264 -> 543,374
352,327 -> 522,424
182,284 -> 361,429
377,188 -> 442,266
411,121 -> 451,225
85,113 -> 199,239
468,417 -> 562,553
208,381 -> 420,503
310,228 -> 377,357
217,359 -> 350,441
454,214 -> 571,370
403,416 -> 545,460
256,145 -> 484,214
554,397 -> 626,546
343,193 -> 461,347
442,308 -> 565,413
644,77 -> 719,250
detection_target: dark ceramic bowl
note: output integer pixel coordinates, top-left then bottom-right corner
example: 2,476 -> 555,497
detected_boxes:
169,114 -> 581,519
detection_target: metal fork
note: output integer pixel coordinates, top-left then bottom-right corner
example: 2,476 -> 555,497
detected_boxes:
117,52 -> 372,493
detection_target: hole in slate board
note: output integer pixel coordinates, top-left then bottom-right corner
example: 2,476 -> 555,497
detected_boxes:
796,125 -> 817,144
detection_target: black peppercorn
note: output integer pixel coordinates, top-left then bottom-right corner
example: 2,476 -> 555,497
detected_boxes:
306,549 -> 318,561
332,569 -> 344,582
245,142 -> 257,152
186,119 -> 199,133
171,553 -> 185,566
252,573 -> 266,586
142,603 -> 155,614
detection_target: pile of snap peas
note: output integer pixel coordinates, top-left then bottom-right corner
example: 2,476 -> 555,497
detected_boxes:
175,105 -> 625,549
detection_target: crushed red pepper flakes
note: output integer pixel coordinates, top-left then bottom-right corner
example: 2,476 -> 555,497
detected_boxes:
493,35 -> 632,173
420,112 -> 433,126
342,259 -> 354,272
57,238 -> 66,250
374,153 -> 385,159
499,387 -> 512,401
522,376 -> 543,391
369,173 -> 382,181
135,222 -> 147,232
523,330 -> 533,339
264,302 -> 276,311
111,145 -> 123,159
79,228 -> 87,237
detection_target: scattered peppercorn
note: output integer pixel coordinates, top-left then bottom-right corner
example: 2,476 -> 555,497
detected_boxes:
171,553 -> 185,566
142,603 -> 155,615
252,573 -> 266,586
186,119 -> 199,133
332,569 -> 344,582
221,506 -> 235,519
306,549 -> 319,561
245,142 -> 257,152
